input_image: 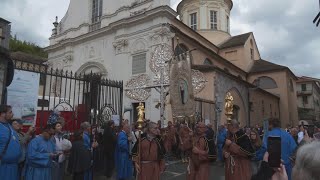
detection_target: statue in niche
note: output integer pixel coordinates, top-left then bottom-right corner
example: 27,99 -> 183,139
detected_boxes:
179,79 -> 188,104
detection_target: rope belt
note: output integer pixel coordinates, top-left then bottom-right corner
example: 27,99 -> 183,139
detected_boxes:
141,160 -> 157,164
228,155 -> 236,174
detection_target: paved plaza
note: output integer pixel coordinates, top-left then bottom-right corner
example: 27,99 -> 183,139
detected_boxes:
71,161 -> 226,180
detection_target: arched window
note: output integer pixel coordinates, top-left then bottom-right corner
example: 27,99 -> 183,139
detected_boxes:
253,76 -> 278,89
203,58 -> 213,65
174,44 -> 189,56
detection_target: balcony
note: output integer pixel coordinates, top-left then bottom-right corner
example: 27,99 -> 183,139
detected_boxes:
297,90 -> 312,96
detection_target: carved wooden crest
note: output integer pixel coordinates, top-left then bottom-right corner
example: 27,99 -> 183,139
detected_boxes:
170,52 -> 195,121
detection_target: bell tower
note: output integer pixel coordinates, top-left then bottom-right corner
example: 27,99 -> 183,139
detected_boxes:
177,0 -> 233,45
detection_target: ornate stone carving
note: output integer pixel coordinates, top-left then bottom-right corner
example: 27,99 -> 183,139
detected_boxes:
131,38 -> 147,53
63,54 -> 73,64
150,26 -> 174,45
113,39 -> 128,55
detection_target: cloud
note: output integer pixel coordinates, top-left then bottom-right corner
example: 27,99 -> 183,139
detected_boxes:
0,0 -> 70,46
0,0 -> 319,78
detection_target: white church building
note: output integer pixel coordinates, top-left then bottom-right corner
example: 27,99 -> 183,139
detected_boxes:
45,0 -> 179,122
45,0 -> 298,127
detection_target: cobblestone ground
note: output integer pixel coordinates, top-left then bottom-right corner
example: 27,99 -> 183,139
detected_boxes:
65,161 -> 226,180
160,161 -> 225,180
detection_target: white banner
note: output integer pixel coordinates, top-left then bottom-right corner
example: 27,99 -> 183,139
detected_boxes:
7,70 -> 40,126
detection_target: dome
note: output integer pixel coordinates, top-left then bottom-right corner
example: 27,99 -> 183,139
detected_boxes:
177,0 -> 233,45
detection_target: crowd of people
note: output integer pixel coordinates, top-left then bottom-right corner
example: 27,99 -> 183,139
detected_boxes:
1,103 -> 320,180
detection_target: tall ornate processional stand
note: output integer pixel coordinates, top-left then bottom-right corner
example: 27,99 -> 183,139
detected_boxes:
125,43 -> 207,126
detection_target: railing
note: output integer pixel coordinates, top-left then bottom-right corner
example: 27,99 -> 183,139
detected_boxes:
89,21 -> 101,32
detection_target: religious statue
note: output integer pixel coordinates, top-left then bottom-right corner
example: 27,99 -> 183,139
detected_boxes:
136,102 -> 145,128
179,79 -> 188,104
224,92 -> 234,123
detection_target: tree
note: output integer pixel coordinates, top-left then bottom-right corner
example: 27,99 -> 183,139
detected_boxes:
9,36 -> 48,58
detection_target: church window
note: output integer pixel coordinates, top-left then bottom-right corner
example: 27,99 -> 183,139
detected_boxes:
210,11 -> 218,30
203,58 -> 213,65
250,48 -> 254,60
190,13 -> 197,30
132,53 -> 146,74
227,16 -> 230,32
92,0 -> 103,23
253,76 -> 278,89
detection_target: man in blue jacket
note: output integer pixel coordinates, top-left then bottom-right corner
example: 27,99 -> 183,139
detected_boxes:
262,118 -> 297,180
217,125 -> 227,162
0,105 -> 22,180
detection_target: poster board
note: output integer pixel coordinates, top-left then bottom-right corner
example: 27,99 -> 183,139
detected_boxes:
7,70 -> 40,126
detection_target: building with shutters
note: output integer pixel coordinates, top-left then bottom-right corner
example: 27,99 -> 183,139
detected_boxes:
45,0 -> 298,127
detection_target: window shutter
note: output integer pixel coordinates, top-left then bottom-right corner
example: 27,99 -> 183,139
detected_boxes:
132,53 -> 146,74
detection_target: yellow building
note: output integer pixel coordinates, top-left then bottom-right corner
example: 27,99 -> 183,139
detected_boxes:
175,0 -> 298,127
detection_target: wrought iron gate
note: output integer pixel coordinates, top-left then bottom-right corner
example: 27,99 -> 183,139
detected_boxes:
13,59 -> 123,131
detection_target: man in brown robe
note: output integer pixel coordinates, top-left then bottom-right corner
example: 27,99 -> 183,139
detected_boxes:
179,123 -> 193,163
164,121 -> 177,154
223,119 -> 255,180
187,122 -> 210,180
132,122 -> 166,180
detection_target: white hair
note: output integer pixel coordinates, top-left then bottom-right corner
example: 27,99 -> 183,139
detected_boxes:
230,119 -> 240,128
80,121 -> 91,131
293,141 -> 320,180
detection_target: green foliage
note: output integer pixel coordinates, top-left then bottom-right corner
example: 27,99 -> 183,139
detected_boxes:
9,35 -> 48,58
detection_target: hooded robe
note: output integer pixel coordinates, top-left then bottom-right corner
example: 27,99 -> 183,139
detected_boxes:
25,135 -> 56,180
115,131 -> 133,179
223,129 -> 255,180
67,140 -> 91,180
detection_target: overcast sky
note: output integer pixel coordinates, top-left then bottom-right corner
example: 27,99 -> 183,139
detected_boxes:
0,0 -> 319,78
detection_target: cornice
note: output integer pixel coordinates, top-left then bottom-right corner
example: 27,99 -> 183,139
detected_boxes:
45,6 -> 177,52
50,23 -> 91,40
101,0 -> 153,19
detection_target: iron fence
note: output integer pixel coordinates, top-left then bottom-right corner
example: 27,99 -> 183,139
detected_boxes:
13,59 -> 123,130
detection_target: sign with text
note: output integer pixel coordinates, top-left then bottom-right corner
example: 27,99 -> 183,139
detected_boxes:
7,70 -> 40,126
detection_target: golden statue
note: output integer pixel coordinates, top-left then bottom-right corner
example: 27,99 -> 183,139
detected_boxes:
224,92 -> 234,124
136,102 -> 145,129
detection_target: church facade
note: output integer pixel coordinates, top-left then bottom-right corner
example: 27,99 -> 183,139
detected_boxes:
45,0 -> 298,128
